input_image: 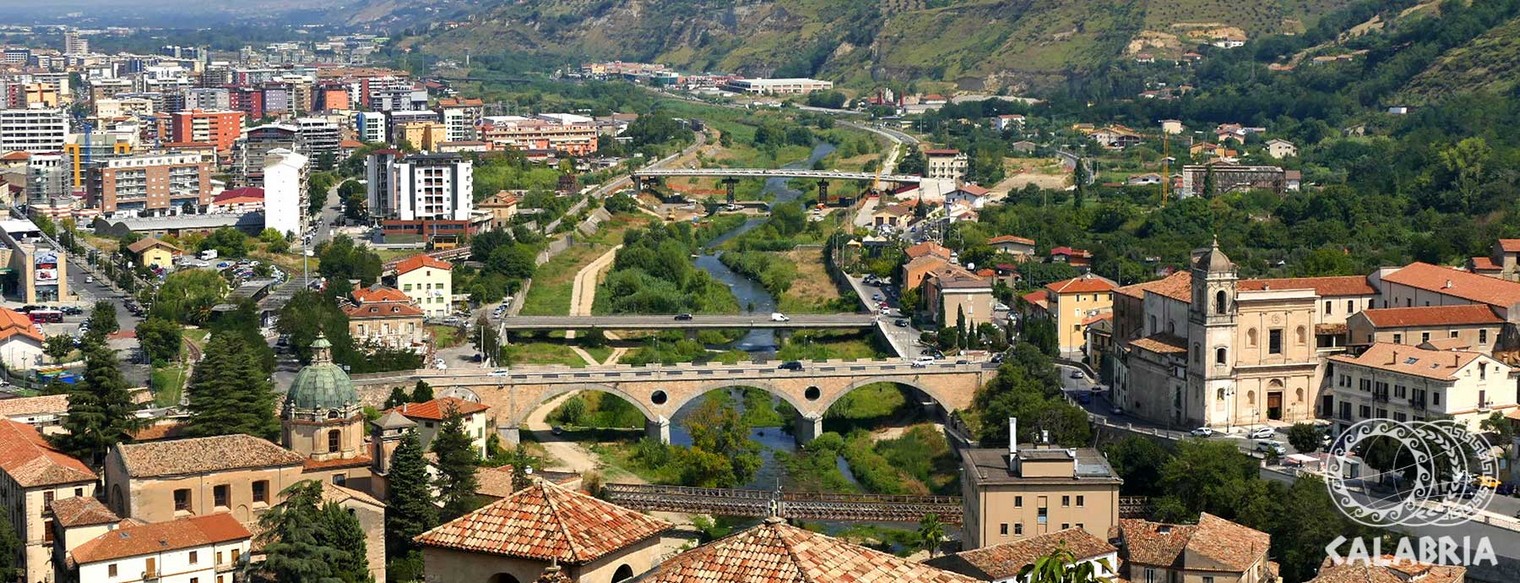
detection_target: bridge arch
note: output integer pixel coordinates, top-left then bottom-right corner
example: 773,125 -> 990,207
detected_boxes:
502,382 -> 661,429
664,379 -> 812,423
816,376 -> 969,419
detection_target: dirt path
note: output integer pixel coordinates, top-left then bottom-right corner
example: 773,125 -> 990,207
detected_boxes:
564,244 -> 621,339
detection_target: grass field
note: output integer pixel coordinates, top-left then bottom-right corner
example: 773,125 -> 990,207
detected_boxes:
776,247 -> 846,313
429,325 -> 465,348
520,213 -> 650,316
151,365 -> 187,407
502,342 -> 588,368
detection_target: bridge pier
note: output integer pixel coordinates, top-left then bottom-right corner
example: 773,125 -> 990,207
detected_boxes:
646,417 -> 671,444
723,178 -> 739,207
794,413 -> 824,444
498,425 -> 521,446
817,180 -> 829,205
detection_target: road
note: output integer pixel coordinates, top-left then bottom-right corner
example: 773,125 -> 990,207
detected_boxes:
839,271 -> 923,359
355,357 -> 993,388
499,313 -> 878,331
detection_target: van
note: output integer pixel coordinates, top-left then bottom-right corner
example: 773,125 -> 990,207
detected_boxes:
910,356 -> 935,368
770,313 -> 790,322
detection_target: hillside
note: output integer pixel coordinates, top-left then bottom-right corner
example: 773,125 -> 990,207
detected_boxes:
1400,13 -> 1520,103
392,0 -> 1354,91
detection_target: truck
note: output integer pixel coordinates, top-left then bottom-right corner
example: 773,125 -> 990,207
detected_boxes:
200,249 -> 218,260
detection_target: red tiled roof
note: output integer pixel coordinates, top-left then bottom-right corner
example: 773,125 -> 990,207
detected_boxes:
414,479 -> 671,564
1129,333 -> 1187,355
302,455 -> 373,471
212,186 -> 264,204
1328,343 -> 1491,381
1045,275 -> 1117,295
113,434 -> 305,478
1382,262 -> 1520,308
924,148 -> 960,156
1049,246 -> 1092,258
1357,304 -> 1502,328
394,254 -> 453,274
386,397 -> 490,421
1120,513 -> 1269,572
0,394 -> 69,418
905,241 -> 953,260
50,496 -> 121,528
1470,256 -> 1502,272
125,236 -> 181,255
1238,275 -> 1374,296
0,307 -> 44,344
1310,558 -> 1465,583
955,184 -> 990,196
352,285 -> 412,304
0,151 -> 31,161
1499,239 -> 1520,253
937,528 -> 1114,580
639,518 -> 976,583
0,419 -> 95,487
988,235 -> 1035,246
343,302 -> 424,319
70,513 -> 250,565
1116,271 -> 1191,302
1021,290 -> 1049,308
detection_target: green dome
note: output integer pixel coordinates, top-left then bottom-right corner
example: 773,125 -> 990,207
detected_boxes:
286,335 -> 357,412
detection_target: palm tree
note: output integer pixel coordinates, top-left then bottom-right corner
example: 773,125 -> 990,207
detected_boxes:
1018,547 -> 1112,583
917,513 -> 945,558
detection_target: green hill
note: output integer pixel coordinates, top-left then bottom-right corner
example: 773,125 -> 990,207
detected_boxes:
392,0 -> 1354,91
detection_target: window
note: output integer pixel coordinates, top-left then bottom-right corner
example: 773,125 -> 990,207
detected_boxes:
74,487 -> 82,497
189,550 -> 199,565
1215,347 -> 1226,365
253,480 -> 269,504
1451,330 -> 1460,338
1346,300 -> 1354,314
1014,523 -> 1024,535
214,485 -> 230,508
1076,495 -> 1085,507
1061,495 -> 1070,507
1204,577 -> 1215,583
43,491 -> 53,516
1296,326 -> 1307,345
217,551 -> 223,565
1481,329 -> 1489,344
43,519 -> 53,542
1247,328 -> 1258,347
1393,333 -> 1403,344
1359,405 -> 1372,419
108,565 -> 117,577
1145,568 -> 1157,583
999,523 -> 1008,535
1037,507 -> 1048,524
328,429 -> 342,452
1061,523 -> 1070,529
1324,301 -> 1331,314
1268,329 -> 1283,354
231,549 -> 240,564
1480,364 -> 1487,380
1434,393 -> 1441,405
1421,332 -> 1430,343
1215,290 -> 1227,314
146,558 -> 156,578
332,474 -> 347,486
174,488 -> 192,511
191,578 -> 198,583
1014,496 -> 1022,507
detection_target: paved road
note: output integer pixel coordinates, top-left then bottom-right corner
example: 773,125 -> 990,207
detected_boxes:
358,357 -> 994,387
499,313 -> 877,331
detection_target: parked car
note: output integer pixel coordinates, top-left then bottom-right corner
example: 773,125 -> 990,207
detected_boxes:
1255,440 -> 1287,456
893,319 -> 909,327
1190,427 -> 1215,438
1069,370 -> 1084,379
674,313 -> 694,321
1248,427 -> 1276,440
777,361 -> 804,371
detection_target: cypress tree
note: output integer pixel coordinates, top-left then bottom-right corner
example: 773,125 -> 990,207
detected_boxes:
184,332 -> 279,440
956,305 -> 967,349
317,502 -> 371,583
53,342 -> 143,466
432,404 -> 480,521
411,380 -> 433,402
385,431 -> 437,557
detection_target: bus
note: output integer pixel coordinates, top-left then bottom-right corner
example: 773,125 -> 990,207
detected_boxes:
27,310 -> 63,324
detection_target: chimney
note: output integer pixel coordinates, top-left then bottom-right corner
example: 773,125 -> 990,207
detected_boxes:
1008,418 -> 1018,456
1390,351 -> 1397,366
1445,280 -> 1454,289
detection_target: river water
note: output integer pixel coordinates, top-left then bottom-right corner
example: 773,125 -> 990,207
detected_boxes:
667,142 -> 848,490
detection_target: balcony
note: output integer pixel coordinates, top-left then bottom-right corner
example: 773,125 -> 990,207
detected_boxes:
1372,390 -> 1390,403
1408,398 -> 1425,410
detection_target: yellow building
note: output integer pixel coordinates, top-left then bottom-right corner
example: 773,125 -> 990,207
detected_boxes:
1042,274 -> 1117,357
125,237 -> 181,270
397,121 -> 447,151
393,254 -> 453,318
960,436 -> 1122,550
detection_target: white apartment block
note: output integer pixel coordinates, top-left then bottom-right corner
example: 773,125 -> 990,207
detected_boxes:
0,108 -> 69,152
386,153 -> 473,221
437,98 -> 482,143
355,111 -> 387,143
263,148 -> 309,237
722,77 -> 834,95
67,513 -> 252,583
925,149 -> 968,181
1326,343 -> 1515,435
296,117 -> 341,162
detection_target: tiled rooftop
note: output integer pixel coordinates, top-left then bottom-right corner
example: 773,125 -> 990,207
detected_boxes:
0,393 -> 69,417
1329,343 -> 1489,381
1358,304 -> 1502,328
50,496 -> 121,528
1120,513 -> 1270,573
635,517 -> 976,583
113,434 -> 305,478
1310,556 -> 1465,583
69,513 -> 250,565
1116,271 -> 1191,302
386,397 -> 491,421
0,419 -> 95,487
1383,262 -> 1520,308
928,528 -> 1114,580
1238,275 -> 1376,296
394,254 -> 453,274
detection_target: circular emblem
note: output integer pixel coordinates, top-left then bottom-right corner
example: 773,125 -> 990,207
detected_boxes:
1271,314 -> 1281,325
1325,419 -> 1496,527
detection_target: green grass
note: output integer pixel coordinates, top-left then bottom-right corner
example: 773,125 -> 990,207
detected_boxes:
825,383 -> 910,423
776,330 -> 888,361
520,213 -> 650,316
429,325 -> 465,348
502,342 -> 588,367
582,345 -> 614,364
151,365 -> 187,407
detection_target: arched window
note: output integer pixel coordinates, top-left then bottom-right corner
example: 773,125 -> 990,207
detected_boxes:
1296,326 -> 1307,345
1215,347 -> 1227,365
1215,290 -> 1227,314
1216,388 -> 1225,401
327,429 -> 341,453
1193,343 -> 1201,364
613,564 -> 636,583
1247,328 -> 1258,348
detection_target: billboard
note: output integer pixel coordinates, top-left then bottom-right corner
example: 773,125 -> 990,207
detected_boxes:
34,249 -> 57,285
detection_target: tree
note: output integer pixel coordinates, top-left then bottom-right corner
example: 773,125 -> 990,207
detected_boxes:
153,269 -> 230,325
52,342 -> 144,466
253,481 -> 349,583
487,244 -> 537,281
1017,548 -> 1112,583
44,334 -> 75,364
385,431 -> 437,559
411,380 -> 434,402
432,404 -> 480,521
1023,317 -> 1059,357
917,513 -> 945,558
955,305 -> 968,350
0,511 -> 20,582
317,235 -> 383,287
470,315 -> 504,364
136,317 -> 183,364
384,387 -> 411,409
200,227 -> 250,257
183,332 -> 280,441
1102,436 -> 1172,497
681,396 -> 763,487
1286,423 -> 1323,454
86,300 -> 119,339
1481,411 -> 1516,444
317,501 -> 371,583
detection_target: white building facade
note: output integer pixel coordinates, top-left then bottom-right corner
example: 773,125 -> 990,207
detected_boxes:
386,153 -> 473,221
0,108 -> 69,152
262,148 -> 309,237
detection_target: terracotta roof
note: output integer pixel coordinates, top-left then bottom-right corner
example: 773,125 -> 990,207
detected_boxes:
414,479 -> 671,564
0,419 -> 95,487
1081,312 -> 1113,326
1021,290 -> 1049,309
1120,514 -> 1268,572
0,394 -> 69,418
988,235 -> 1035,246
1358,304 -> 1502,328
924,148 -> 961,156
1045,274 -> 1117,295
394,254 -> 453,274
1382,262 -> 1520,308
954,184 -> 990,196
0,307 -> 44,343
1049,246 -> 1092,259
386,397 -> 490,421
1129,333 -> 1188,355
352,285 -> 412,304
212,186 -> 264,205
905,241 -> 953,260
343,302 -> 424,319
302,455 -> 373,471
1238,275 -> 1374,296
1329,343 -> 1492,381
1499,239 -> 1520,253
1419,337 -> 1472,351
930,528 -> 1114,580
70,513 -> 251,565
1310,556 -> 1465,583
113,434 -> 305,478
125,236 -> 181,254
1116,271 -> 1191,302
636,517 -> 976,583
1470,256 -> 1501,272
0,151 -> 31,161
475,465 -> 580,499
321,480 -> 384,508
50,496 -> 121,528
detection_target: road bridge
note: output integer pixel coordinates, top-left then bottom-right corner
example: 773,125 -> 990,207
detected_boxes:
348,358 -> 995,445
601,483 -> 963,524
631,167 -> 922,206
498,313 -> 876,332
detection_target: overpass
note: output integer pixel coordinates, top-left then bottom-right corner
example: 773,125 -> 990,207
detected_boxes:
631,167 -> 923,205
498,313 -> 876,332
601,483 -> 963,524
349,358 -> 995,445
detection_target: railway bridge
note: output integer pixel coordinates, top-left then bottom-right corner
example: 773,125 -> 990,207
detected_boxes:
348,359 -> 996,444
630,167 -> 923,206
600,483 -> 963,524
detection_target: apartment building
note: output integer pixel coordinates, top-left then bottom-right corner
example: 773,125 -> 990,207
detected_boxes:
263,148 -> 308,237
354,110 -> 387,143
1326,342 -> 1514,434
924,149 -> 968,181
345,285 -> 426,352
296,117 -> 341,162
0,108 -> 68,152
63,513 -> 252,583
392,254 -> 454,317
960,436 -> 1121,550
1036,274 -> 1117,358
233,123 -> 304,187
1180,164 -> 1286,197
184,87 -> 232,111
370,152 -> 473,221
721,77 -> 834,94
0,420 -> 98,583
437,97 -> 483,142
1114,514 -> 1274,583
481,115 -> 599,156
85,153 -> 212,214
169,109 -> 244,152
923,262 -> 996,329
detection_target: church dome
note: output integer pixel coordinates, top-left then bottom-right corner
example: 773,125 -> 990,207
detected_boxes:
285,335 -> 358,413
1193,236 -> 1235,273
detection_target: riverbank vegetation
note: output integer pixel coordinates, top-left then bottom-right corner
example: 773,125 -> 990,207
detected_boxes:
963,343 -> 1090,448
595,222 -> 738,314
841,425 -> 958,496
520,213 -> 650,316
774,330 -> 887,361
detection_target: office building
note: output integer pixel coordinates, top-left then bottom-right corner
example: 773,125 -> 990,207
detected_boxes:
721,77 -> 834,95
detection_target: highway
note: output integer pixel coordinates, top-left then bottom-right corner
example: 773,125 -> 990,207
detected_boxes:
498,313 -> 876,331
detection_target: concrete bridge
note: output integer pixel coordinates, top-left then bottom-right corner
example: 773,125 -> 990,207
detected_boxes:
349,358 -> 996,444
601,483 -> 963,524
631,167 -> 922,205
498,313 -> 876,332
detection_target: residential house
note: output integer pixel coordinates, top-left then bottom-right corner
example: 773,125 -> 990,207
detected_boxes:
49,496 -> 121,581
392,254 -> 454,317
208,186 -> 264,214
907,241 -> 954,262
960,439 -> 1122,550
1114,514 -> 1274,583
0,393 -> 68,432
872,202 -> 915,230
62,513 -> 251,583
1049,246 -> 1093,269
904,255 -> 953,290
1092,125 -> 1143,149
0,306 -> 45,370
103,434 -> 308,525
1188,142 -> 1238,159
987,235 -> 1036,262
993,115 -> 1026,133
640,516 -> 974,583
345,285 -> 426,352
414,479 -> 672,583
924,263 -> 996,329
384,397 -> 491,457
1266,139 -> 1298,159
1346,305 -> 1503,353
0,419 -> 98,583
946,184 -> 991,210
1160,120 -> 1185,135
925,149 -> 969,181
477,190 -> 520,231
927,527 -> 1118,582
1326,343 -> 1514,434
1127,173 -> 1163,186
1215,123 -> 1247,144
1011,141 -> 1037,154
125,237 -> 180,270
1041,274 -> 1116,357
1180,164 -> 1286,197
1467,239 -> 1520,282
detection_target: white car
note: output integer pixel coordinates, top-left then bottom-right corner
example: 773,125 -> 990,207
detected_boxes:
770,312 -> 790,322
1190,427 -> 1215,438
910,356 -> 935,368
1248,427 -> 1276,440
1255,440 -> 1287,456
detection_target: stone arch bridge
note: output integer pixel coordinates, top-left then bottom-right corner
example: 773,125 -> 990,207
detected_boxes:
350,359 -> 996,444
